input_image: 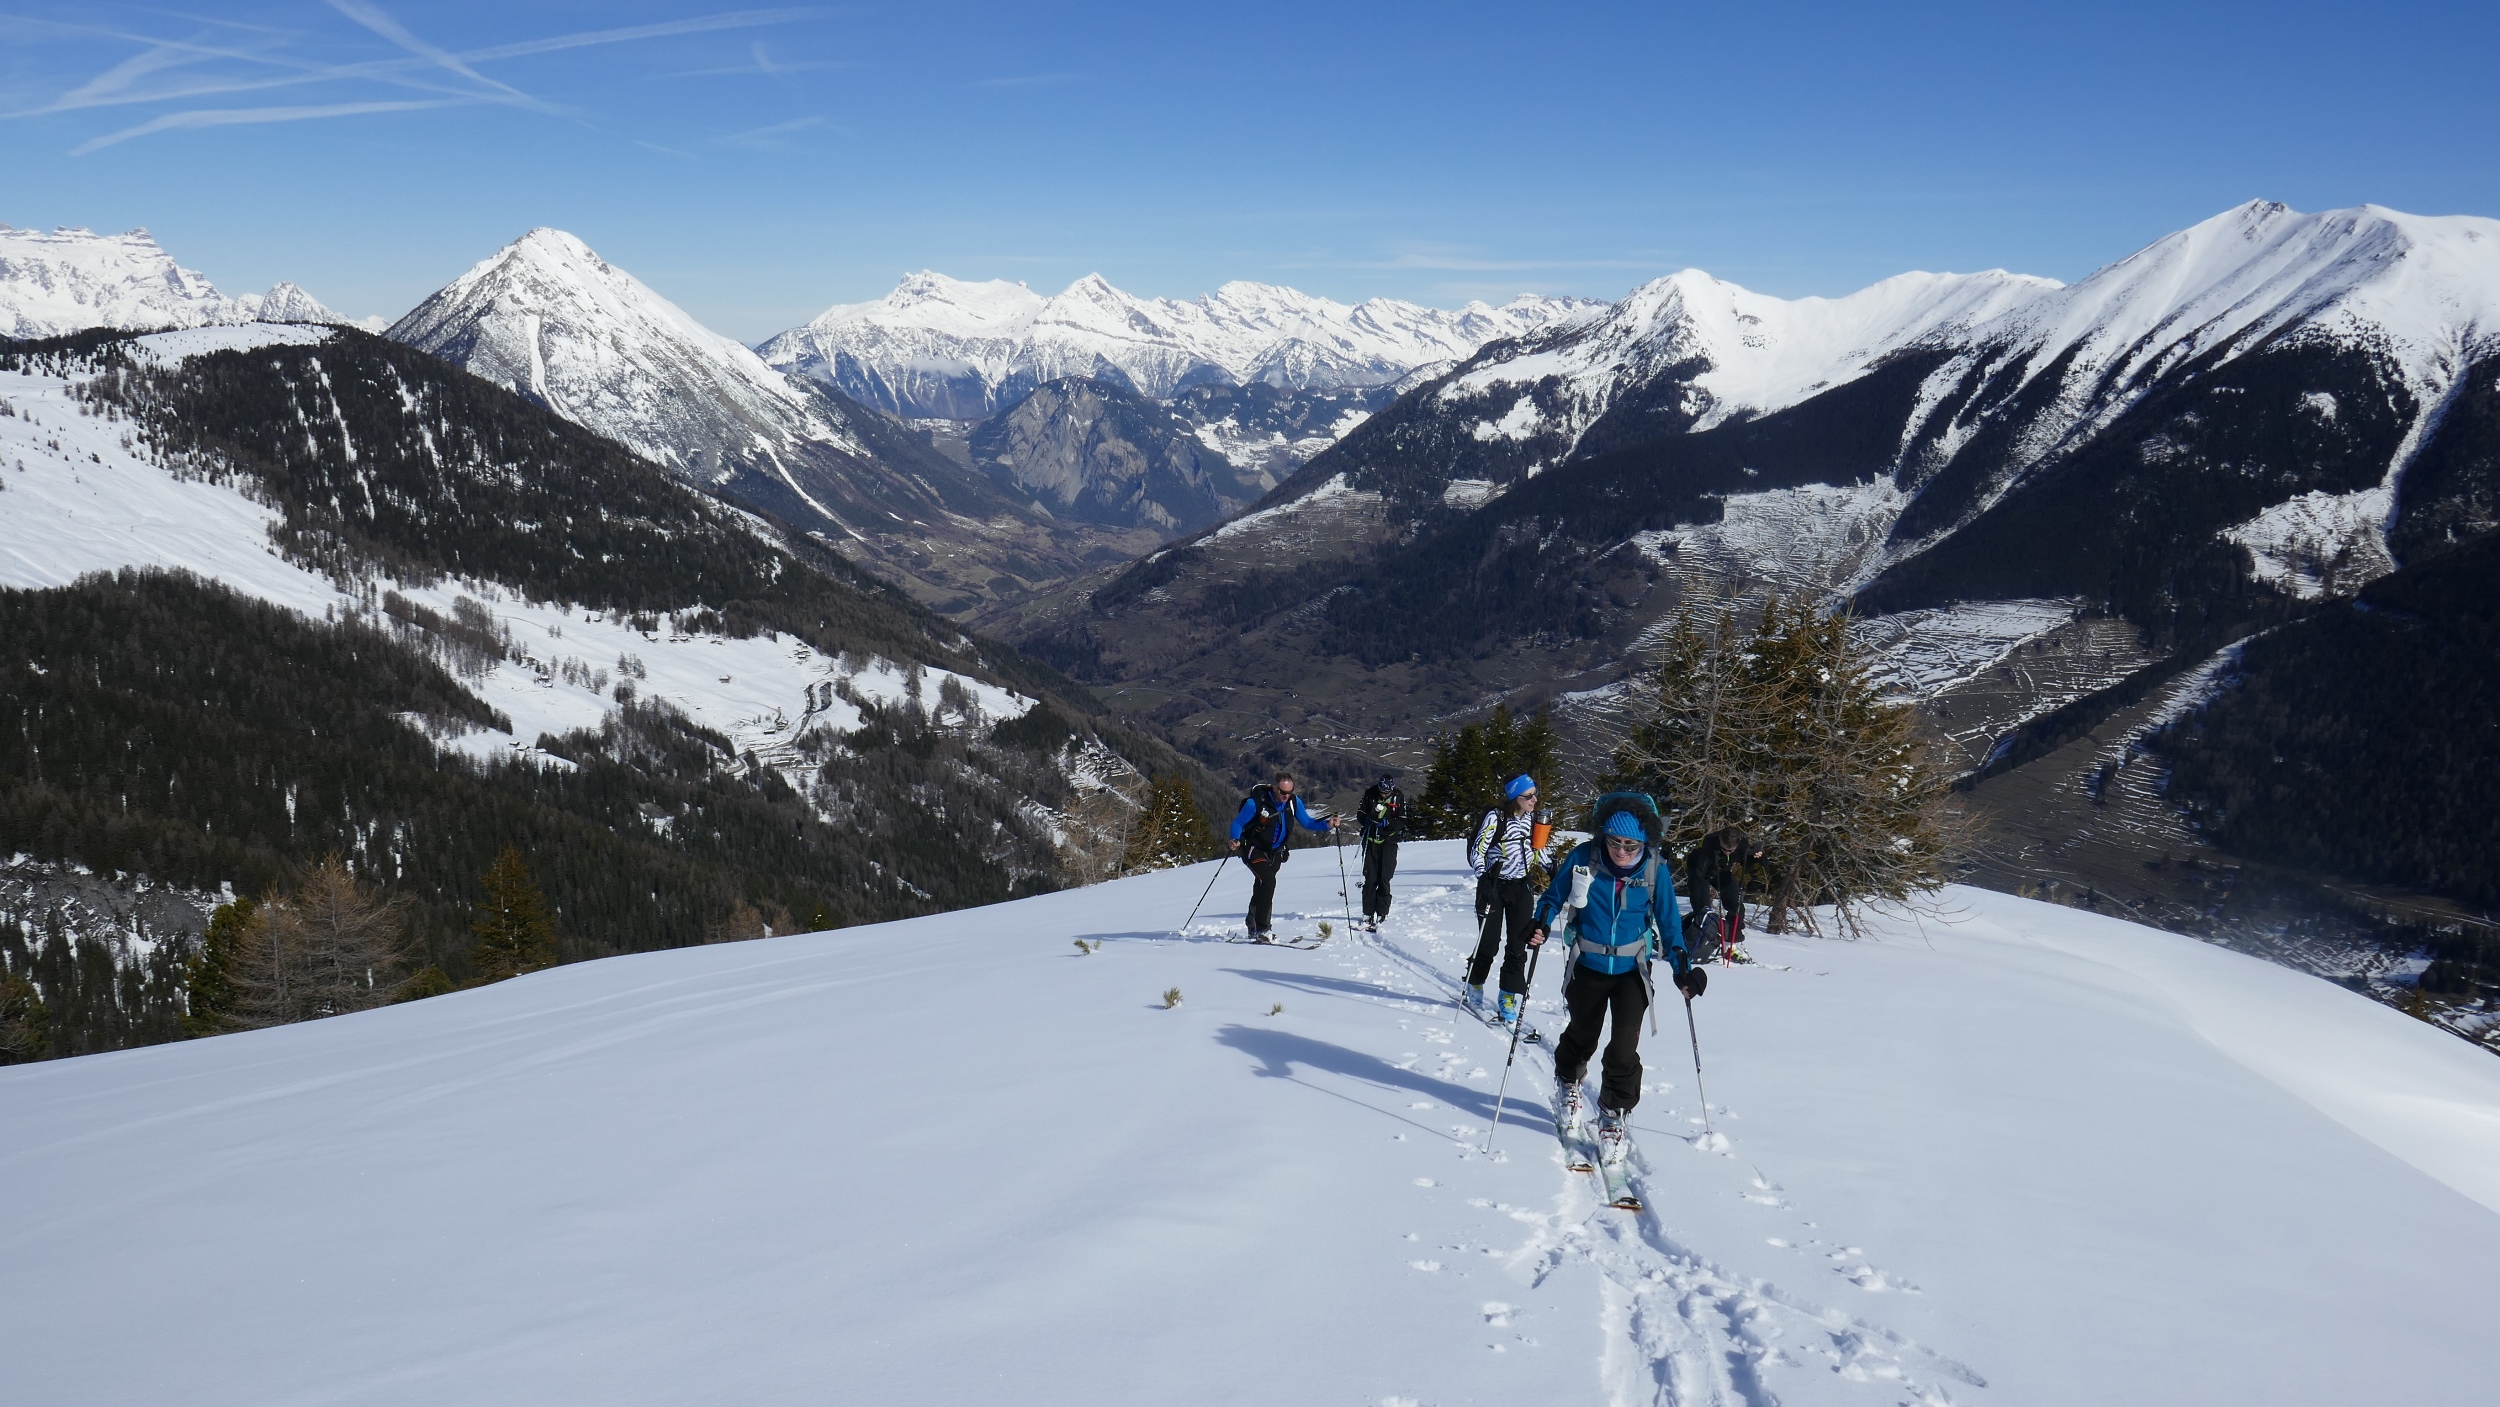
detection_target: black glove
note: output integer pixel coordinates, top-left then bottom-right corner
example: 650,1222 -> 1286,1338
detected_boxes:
1675,966 -> 1707,998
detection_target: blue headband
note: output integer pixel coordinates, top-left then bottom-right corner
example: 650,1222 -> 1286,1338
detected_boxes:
1505,774 -> 1536,801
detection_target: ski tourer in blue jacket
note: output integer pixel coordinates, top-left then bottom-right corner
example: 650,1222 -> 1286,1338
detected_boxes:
1229,783 -> 1334,856
1528,793 -> 1698,1136
1533,834 -> 1691,981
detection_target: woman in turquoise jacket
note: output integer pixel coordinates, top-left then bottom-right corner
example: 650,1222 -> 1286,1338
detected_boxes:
1529,793 -> 1702,1159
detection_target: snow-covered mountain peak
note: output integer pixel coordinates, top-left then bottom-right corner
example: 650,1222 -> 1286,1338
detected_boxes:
809,270 -> 1048,339
0,223 -> 256,338
250,281 -> 338,325
389,227 -> 861,474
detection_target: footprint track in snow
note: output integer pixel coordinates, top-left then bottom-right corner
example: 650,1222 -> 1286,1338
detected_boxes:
1357,880 -> 1981,1400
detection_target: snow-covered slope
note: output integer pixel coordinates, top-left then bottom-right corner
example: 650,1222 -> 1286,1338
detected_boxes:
4,846 -> 2495,1405
756,269 -> 1597,418
388,229 -> 875,479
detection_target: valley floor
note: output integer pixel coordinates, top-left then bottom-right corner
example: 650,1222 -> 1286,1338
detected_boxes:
4,843 -> 2497,1405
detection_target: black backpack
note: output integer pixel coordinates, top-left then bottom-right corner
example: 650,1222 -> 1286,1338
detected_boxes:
1239,785 -> 1283,856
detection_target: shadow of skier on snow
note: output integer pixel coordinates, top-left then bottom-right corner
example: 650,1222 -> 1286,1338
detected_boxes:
1213,1024 -> 1553,1136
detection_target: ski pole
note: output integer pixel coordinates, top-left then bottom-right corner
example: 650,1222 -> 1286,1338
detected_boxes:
1178,854 -> 1229,934
1482,941 -> 1544,1155
1335,820 -> 1355,935
1683,990 -> 1713,1138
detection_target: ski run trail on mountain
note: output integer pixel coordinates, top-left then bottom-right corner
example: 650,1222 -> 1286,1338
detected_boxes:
5,843 -> 2498,1405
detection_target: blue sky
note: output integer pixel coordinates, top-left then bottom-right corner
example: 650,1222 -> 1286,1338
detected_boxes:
2,1 -> 2494,341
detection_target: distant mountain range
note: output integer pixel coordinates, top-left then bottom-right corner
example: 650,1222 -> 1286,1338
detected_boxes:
0,229 -> 1598,613
754,270 -> 1598,420
0,225 -> 348,337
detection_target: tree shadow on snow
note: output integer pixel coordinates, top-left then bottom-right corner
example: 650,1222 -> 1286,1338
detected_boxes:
1213,1024 -> 1553,1136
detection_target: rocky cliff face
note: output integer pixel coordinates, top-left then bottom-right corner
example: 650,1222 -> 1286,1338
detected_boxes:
968,378 -> 1263,535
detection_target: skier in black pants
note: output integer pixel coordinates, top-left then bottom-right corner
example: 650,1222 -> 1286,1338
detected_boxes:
1530,793 -> 1697,1163
1356,773 -> 1405,931
1227,771 -> 1340,941
1464,774 -> 1540,1025
1683,826 -> 1762,961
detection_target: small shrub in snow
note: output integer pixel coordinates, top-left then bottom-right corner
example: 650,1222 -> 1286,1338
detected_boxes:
1162,986 -> 1182,1009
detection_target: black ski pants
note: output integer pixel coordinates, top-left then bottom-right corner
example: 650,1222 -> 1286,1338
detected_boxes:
1361,838 -> 1399,920
1467,874 -> 1534,994
1554,964 -> 1650,1112
1243,850 -> 1285,934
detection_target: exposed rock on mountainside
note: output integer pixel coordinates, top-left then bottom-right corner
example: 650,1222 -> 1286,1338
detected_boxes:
967,378 -> 1265,535
755,269 -> 1596,419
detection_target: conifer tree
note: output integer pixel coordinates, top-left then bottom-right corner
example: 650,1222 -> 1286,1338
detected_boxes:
223,858 -> 412,1028
1119,773 -> 1218,875
1415,705 -> 1559,839
1606,597 -> 1955,935
470,846 -> 558,981
0,970 -> 48,1064
181,896 -> 255,1037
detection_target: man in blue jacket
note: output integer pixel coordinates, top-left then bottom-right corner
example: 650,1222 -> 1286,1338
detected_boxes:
1529,794 -> 1701,1162
1227,771 -> 1340,941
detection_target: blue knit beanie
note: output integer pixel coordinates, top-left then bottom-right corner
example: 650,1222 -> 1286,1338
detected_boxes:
1504,774 -> 1537,801
1603,810 -> 1648,841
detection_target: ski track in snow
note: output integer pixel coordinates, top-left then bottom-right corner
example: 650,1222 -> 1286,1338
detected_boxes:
1188,866 -> 1985,1405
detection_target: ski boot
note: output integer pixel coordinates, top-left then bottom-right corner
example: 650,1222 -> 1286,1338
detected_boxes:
1554,1077 -> 1585,1132
1597,1107 -> 1630,1165
1462,983 -> 1487,1015
1497,991 -> 1523,1026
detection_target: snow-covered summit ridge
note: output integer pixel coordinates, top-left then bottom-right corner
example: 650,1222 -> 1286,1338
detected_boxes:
0,225 -> 348,338
1443,265 -> 2058,440
1987,199 -> 2500,398
1432,201 -> 2500,467
387,227 -> 870,472
756,267 -> 1599,416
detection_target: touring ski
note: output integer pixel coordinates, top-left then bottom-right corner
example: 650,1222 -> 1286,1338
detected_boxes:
1555,1096 -> 1595,1173
1598,1135 -> 1642,1211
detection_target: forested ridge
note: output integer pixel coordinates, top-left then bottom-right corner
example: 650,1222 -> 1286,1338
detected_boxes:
2155,531 -> 2500,907
0,329 -> 1213,1061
